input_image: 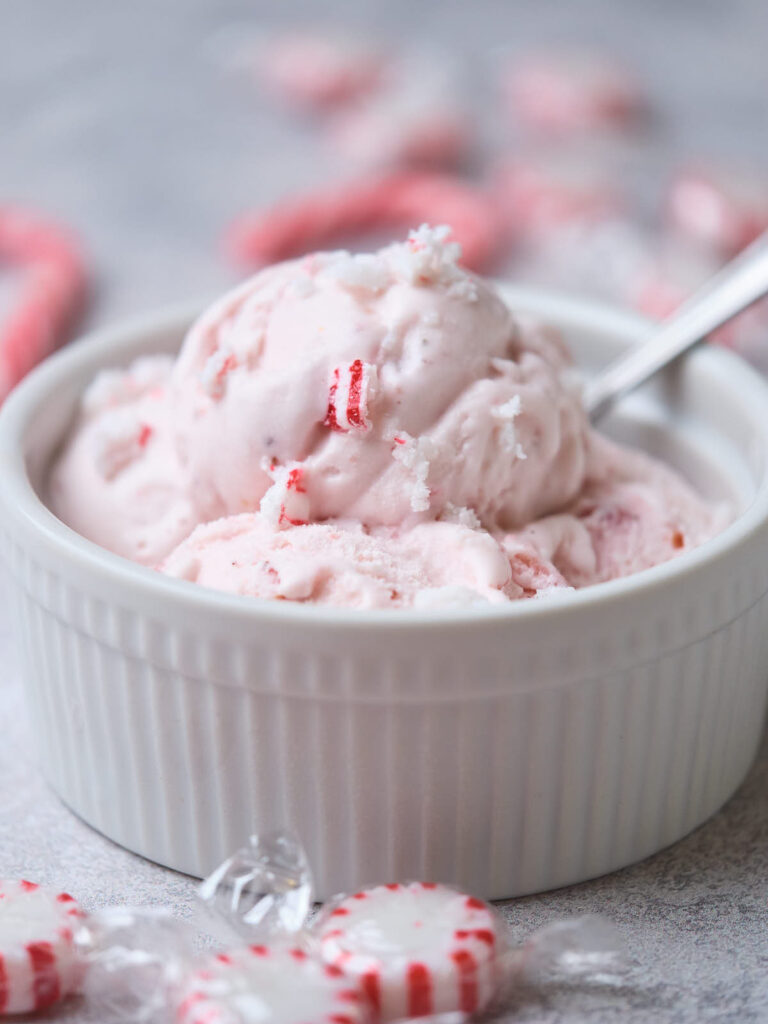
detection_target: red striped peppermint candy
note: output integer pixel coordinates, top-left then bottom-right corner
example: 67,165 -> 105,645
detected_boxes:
325,360 -> 377,433
317,882 -> 501,1022
176,944 -> 370,1024
0,879 -> 86,1015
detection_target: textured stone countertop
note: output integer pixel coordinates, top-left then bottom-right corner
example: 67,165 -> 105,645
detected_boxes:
2,1 -> 768,1020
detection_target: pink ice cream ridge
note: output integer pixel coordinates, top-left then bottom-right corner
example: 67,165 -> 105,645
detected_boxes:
50,226 -> 724,608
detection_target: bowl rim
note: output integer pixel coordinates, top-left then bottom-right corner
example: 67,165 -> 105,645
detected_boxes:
2,284 -> 768,631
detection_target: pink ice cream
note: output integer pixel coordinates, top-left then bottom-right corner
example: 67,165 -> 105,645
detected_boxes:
50,227 -> 722,608
501,434 -> 719,595
160,516 -> 518,609
50,355 -> 196,565
170,225 -> 587,531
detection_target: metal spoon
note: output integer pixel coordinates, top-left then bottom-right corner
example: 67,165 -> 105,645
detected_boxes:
583,230 -> 768,421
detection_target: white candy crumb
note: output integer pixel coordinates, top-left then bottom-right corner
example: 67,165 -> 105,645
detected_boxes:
492,395 -> 526,460
439,503 -> 482,530
385,224 -> 462,285
390,430 -> 438,512
446,277 -> 479,302
322,251 -> 392,292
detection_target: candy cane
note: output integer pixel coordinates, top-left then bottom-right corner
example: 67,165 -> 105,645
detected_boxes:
224,173 -> 504,273
492,156 -> 623,239
0,207 -> 87,401
257,30 -> 387,111
665,165 -> 768,257
503,50 -> 645,136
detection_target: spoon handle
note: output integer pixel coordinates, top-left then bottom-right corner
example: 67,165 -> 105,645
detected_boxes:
584,230 -> 768,421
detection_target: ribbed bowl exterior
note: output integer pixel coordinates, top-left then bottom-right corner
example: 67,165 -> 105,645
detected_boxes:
4,525 -> 768,899
3,293 -> 768,900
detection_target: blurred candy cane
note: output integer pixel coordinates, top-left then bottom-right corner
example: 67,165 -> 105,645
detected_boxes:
665,164 -> 768,257
257,30 -> 388,111
225,172 -> 505,273
492,155 -> 625,240
328,52 -> 473,171
503,50 -> 646,137
0,207 -> 87,401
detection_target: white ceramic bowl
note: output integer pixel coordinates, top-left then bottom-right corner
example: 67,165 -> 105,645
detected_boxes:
2,286 -> 768,901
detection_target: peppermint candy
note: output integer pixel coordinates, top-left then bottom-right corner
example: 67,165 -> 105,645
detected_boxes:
317,882 -> 501,1021
176,944 -> 369,1024
0,879 -> 85,1016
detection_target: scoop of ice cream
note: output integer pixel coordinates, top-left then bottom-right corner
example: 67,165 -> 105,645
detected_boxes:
171,225 -> 589,531
160,514 -> 519,608
502,433 -> 722,591
49,356 -> 196,565
49,227 -> 723,607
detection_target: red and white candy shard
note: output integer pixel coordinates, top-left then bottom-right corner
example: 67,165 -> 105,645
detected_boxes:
175,944 -> 369,1024
0,879 -> 85,1016
325,360 -> 377,433
260,462 -> 311,529
317,882 -> 501,1022
504,51 -> 644,136
665,165 -> 768,256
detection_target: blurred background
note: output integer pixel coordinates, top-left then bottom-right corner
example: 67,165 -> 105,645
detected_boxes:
1,0 -> 768,382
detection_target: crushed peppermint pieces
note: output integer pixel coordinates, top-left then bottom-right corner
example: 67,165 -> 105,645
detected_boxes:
321,252 -> 392,293
491,395 -> 526,459
390,430 -> 438,512
439,502 -> 482,530
385,224 -> 463,285
260,461 -> 311,529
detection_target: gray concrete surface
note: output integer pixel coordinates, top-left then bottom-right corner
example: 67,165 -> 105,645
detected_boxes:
2,1 -> 768,1019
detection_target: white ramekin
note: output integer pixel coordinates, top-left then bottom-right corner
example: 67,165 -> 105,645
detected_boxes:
2,287 -> 768,901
